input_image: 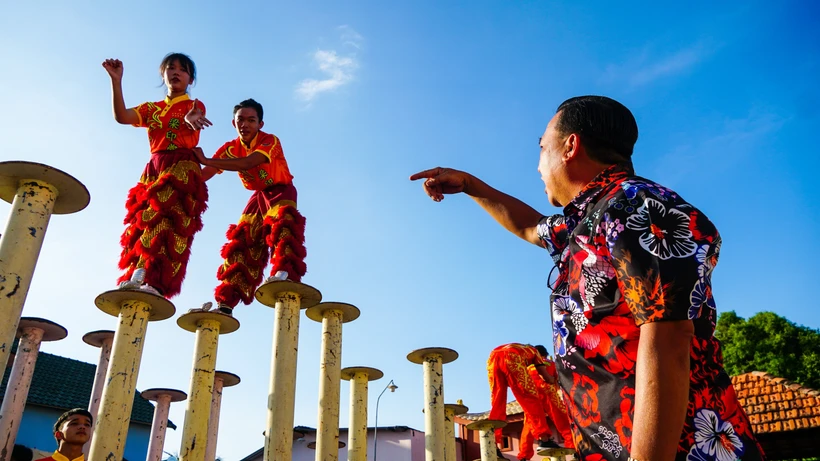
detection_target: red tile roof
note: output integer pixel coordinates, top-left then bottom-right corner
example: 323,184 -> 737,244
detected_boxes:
731,371 -> 820,434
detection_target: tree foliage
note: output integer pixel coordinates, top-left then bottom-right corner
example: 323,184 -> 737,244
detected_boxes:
715,311 -> 820,389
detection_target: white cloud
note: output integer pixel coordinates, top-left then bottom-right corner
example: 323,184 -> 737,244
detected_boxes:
295,26 -> 363,102
601,42 -> 717,88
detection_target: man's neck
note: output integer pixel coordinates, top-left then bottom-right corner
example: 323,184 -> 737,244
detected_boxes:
562,160 -> 613,206
57,444 -> 84,460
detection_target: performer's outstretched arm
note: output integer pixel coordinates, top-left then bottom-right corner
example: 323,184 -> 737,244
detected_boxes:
102,59 -> 139,126
193,148 -> 267,177
410,167 -> 544,246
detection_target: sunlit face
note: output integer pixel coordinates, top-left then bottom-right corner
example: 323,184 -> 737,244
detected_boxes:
537,112 -> 567,207
232,107 -> 264,144
162,60 -> 192,95
56,415 -> 91,445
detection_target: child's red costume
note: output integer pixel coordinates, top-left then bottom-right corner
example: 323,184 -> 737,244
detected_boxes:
518,360 -> 575,460
487,344 -> 551,446
118,95 -> 208,298
212,131 -> 306,308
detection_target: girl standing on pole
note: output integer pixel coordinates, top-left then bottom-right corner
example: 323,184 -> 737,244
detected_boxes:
102,52 -> 211,298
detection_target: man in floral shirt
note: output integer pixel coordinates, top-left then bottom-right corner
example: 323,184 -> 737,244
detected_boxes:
410,96 -> 764,461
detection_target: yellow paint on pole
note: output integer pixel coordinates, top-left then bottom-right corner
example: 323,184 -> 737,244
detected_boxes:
255,281 -> 321,461
177,311 -> 238,461
179,318 -> 219,461
348,372 -> 368,461
443,403 -> 468,461
88,300 -> 152,461
466,420 -> 507,461
0,162 -> 88,376
340,367 -> 382,461
407,348 -> 458,461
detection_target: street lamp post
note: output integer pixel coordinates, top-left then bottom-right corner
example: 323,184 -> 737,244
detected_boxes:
372,379 -> 397,461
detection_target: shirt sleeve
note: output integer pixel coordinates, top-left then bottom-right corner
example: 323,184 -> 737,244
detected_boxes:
251,134 -> 280,162
606,186 -> 719,326
130,102 -> 150,128
536,215 -> 569,264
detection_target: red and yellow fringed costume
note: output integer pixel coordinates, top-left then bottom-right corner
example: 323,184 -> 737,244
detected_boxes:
487,344 -> 551,448
519,360 -> 575,460
212,131 -> 306,308
118,95 -> 208,298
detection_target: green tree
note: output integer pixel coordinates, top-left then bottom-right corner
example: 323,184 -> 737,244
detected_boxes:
715,311 -> 820,389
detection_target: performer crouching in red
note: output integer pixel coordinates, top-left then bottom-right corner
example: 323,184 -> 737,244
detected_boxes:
102,53 -> 211,298
194,99 -> 306,315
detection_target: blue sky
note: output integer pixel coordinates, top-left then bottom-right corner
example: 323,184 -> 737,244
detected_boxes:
1,1 -> 819,460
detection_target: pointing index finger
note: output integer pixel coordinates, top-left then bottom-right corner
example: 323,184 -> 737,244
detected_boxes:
409,167 -> 443,181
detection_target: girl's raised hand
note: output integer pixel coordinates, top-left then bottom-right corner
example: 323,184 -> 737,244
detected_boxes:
184,99 -> 213,131
102,59 -> 124,81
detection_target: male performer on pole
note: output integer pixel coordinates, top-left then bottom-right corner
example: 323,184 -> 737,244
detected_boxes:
194,98 -> 306,315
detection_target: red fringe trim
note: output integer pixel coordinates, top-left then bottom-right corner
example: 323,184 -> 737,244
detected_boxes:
264,205 -> 307,282
117,164 -> 209,298
214,220 -> 269,307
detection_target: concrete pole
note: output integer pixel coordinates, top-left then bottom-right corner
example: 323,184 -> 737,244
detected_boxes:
141,389 -> 187,461
204,371 -> 240,461
82,330 -> 115,455
466,420 -> 507,461
0,318 -> 66,460
0,161 -> 88,373
407,348 -> 458,461
340,367 -> 383,461
306,303 -> 360,461
255,280 -> 321,461
444,403 -> 469,461
88,290 -> 175,461
177,311 -> 240,461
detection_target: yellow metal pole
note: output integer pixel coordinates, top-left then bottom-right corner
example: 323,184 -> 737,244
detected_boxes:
407,348 -> 458,461
205,371 -> 240,461
83,330 -> 115,456
466,420 -> 507,461
340,367 -> 383,461
88,290 -> 174,461
0,318 -> 66,460
0,161 -> 88,373
177,312 -> 239,461
255,281 -> 321,461
444,403 -> 468,461
141,389 -> 187,461
306,303 -> 359,461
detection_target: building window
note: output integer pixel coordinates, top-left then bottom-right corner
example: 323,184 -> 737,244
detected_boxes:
500,436 -> 513,451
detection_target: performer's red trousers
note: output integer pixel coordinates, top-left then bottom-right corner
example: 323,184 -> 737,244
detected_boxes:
518,367 -> 575,460
487,349 -> 550,447
214,183 -> 307,308
118,150 -> 208,298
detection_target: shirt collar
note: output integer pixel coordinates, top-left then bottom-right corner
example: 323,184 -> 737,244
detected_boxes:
164,94 -> 191,106
240,132 -> 260,150
51,451 -> 84,461
563,162 -> 634,216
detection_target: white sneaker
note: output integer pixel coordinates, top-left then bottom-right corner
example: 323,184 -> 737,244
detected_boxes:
138,284 -> 162,297
265,270 -> 289,283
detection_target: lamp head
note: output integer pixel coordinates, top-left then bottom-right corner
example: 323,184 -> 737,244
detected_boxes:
388,381 -> 398,392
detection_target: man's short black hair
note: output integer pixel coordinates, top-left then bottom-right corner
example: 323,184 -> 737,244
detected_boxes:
555,95 -> 638,165
54,408 -> 93,441
233,98 -> 264,122
11,444 -> 33,461
534,345 -> 548,357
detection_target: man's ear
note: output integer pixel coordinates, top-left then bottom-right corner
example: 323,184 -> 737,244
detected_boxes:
55,430 -> 64,442
259,120 -> 264,129
563,133 -> 581,161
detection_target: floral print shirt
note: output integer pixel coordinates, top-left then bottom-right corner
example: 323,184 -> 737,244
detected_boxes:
537,163 -> 764,461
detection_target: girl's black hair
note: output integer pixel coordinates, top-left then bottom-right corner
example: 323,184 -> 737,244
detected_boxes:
159,52 -> 196,84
